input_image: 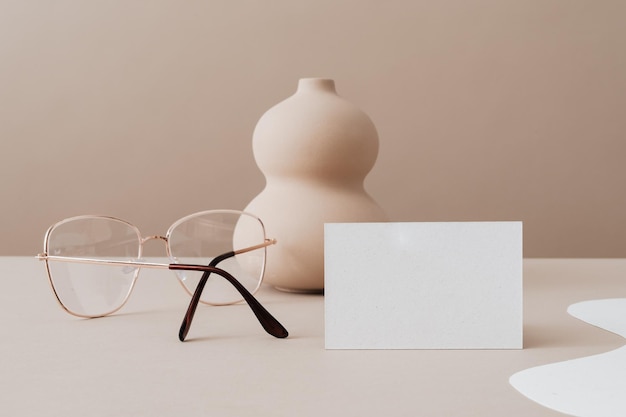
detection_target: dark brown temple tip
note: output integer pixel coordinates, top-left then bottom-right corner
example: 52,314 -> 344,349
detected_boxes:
170,262 -> 288,341
179,317 -> 191,341
247,296 -> 289,338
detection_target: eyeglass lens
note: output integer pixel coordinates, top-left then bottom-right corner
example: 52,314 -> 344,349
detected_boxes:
167,211 -> 266,305
46,216 -> 141,317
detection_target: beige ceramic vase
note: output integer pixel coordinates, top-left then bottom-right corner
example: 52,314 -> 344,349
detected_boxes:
243,78 -> 386,292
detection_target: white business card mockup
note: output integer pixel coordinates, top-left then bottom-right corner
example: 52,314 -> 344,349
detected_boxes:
324,222 -> 523,349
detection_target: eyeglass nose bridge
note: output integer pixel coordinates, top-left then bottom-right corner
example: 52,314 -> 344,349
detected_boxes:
140,235 -> 171,258
141,235 -> 168,245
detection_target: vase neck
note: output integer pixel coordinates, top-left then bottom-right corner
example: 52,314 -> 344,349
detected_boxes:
297,78 -> 336,93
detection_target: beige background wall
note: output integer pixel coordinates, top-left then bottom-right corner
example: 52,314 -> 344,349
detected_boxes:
1,0 -> 624,257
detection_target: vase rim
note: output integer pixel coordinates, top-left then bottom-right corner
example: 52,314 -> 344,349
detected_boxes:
297,78 -> 336,93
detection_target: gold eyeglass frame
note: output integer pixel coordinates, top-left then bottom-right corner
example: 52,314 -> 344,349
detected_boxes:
37,209 -> 288,341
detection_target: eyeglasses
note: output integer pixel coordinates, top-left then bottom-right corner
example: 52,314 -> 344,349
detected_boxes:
37,209 -> 288,341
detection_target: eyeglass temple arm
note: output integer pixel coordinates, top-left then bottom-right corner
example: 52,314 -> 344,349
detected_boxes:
173,252 -> 288,341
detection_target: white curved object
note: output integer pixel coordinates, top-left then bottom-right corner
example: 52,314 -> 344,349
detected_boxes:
510,298 -> 626,416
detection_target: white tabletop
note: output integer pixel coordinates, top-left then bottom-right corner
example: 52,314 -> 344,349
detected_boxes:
1,257 -> 624,416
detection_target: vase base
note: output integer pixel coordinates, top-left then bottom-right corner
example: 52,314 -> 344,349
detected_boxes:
273,286 -> 324,295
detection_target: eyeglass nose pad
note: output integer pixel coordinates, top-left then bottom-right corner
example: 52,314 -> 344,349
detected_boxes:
120,255 -> 145,275
122,263 -> 141,275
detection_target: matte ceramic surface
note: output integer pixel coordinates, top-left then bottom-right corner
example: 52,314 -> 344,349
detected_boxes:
243,78 -> 386,292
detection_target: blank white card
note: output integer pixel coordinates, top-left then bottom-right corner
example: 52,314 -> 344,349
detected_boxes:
324,222 -> 523,349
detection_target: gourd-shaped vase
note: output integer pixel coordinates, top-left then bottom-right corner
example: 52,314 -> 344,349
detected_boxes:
243,78 -> 386,292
